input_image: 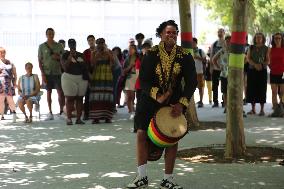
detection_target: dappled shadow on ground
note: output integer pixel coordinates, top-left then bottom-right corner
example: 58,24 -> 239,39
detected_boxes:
177,145 -> 284,164
189,121 -> 226,131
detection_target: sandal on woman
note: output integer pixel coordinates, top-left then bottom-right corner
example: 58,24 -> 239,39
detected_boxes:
66,119 -> 73,125
105,119 -> 112,123
247,110 -> 256,115
28,116 -> 33,123
92,119 -> 99,124
258,111 -> 265,116
75,119 -> 85,125
24,116 -> 29,123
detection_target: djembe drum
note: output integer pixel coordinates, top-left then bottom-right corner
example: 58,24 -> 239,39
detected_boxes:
147,106 -> 188,161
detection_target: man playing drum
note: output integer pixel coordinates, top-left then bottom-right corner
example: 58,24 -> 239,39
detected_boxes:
126,20 -> 197,189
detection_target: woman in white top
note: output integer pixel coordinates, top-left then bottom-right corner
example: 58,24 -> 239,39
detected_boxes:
18,62 -> 40,123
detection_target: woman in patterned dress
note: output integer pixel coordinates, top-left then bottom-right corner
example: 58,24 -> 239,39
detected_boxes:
246,33 -> 270,116
89,38 -> 115,124
0,47 -> 17,122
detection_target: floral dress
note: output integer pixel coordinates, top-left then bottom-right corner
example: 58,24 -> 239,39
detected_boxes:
0,59 -> 16,96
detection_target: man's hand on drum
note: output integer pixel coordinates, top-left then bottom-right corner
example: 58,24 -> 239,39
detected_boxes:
170,103 -> 183,118
156,91 -> 171,104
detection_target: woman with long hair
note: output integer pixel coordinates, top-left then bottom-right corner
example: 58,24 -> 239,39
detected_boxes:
269,33 -> 284,108
112,46 -> 125,108
123,45 -> 140,119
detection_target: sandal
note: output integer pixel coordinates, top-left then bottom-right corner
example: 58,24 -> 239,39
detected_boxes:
75,119 -> 85,125
28,116 -> 33,123
258,111 -> 265,116
92,119 -> 99,124
105,119 -> 112,123
24,116 -> 29,123
66,119 -> 73,125
247,110 -> 256,115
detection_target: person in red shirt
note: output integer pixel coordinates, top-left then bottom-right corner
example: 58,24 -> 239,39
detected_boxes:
82,35 -> 96,120
269,32 -> 284,108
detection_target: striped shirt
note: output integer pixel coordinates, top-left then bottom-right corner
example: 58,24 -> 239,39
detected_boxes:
19,74 -> 38,96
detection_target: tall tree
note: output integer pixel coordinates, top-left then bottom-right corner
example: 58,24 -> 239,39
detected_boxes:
178,0 -> 199,128
225,0 -> 250,159
199,0 -> 284,34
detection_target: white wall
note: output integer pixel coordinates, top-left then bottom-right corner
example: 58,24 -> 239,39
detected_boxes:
0,0 -> 218,76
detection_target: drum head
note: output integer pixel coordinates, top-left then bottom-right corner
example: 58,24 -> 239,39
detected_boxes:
155,107 -> 187,138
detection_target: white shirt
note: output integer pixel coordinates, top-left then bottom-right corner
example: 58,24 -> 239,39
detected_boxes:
193,48 -> 206,74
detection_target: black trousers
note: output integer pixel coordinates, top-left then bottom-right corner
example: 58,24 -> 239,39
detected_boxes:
212,70 -> 221,104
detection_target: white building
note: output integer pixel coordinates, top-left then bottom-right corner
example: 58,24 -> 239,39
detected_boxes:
0,0 -> 218,75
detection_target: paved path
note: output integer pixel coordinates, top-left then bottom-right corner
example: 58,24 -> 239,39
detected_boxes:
0,103 -> 283,189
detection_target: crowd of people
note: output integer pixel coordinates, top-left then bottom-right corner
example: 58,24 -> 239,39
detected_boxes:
0,20 -> 283,188
194,29 -> 284,117
0,28 -> 155,124
0,27 -> 283,125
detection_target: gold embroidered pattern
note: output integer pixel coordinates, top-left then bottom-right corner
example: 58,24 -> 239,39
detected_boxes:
179,97 -> 189,107
150,87 -> 159,100
155,42 -> 177,91
173,63 -> 181,75
149,45 -> 158,52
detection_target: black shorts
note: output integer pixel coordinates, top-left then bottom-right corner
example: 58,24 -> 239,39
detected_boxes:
135,94 -> 161,131
270,73 -> 284,84
220,77 -> 228,94
45,75 -> 62,90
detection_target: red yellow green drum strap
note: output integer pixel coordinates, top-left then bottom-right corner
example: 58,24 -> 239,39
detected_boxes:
147,119 -> 176,148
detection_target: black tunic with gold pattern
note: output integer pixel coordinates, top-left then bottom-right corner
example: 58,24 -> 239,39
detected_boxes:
135,42 -> 197,131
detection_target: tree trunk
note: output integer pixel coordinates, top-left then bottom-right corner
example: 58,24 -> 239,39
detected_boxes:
225,0 -> 249,159
178,0 -> 199,128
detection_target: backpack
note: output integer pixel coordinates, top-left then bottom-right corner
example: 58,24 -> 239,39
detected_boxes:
198,49 -> 207,74
212,41 -> 223,57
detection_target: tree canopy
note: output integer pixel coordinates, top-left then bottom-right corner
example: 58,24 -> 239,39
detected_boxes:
198,0 -> 284,35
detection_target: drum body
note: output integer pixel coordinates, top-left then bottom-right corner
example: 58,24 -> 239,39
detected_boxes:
147,106 -> 188,148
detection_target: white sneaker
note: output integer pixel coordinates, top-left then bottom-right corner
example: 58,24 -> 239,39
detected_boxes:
12,113 -> 16,123
129,113 -> 135,120
160,177 -> 183,189
126,175 -> 148,189
45,113 -> 54,121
